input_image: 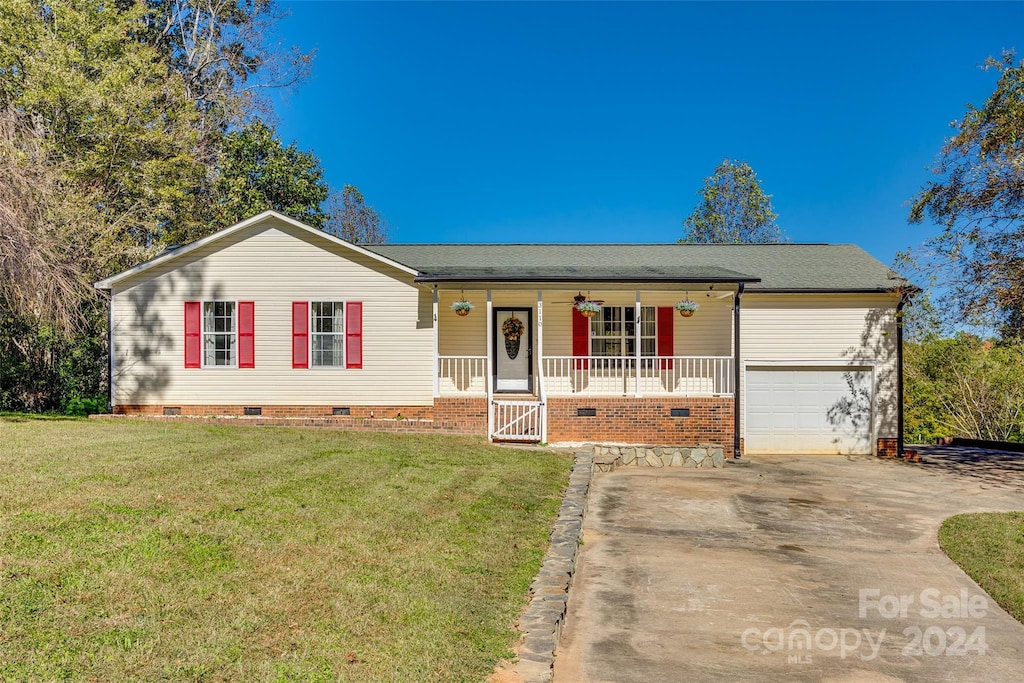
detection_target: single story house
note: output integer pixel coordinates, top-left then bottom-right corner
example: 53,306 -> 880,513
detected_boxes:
95,211 -> 912,457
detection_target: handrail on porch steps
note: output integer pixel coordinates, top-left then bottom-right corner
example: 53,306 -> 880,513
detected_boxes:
491,398 -> 544,442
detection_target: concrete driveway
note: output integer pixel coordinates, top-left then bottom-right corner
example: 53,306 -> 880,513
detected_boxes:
553,451 -> 1024,682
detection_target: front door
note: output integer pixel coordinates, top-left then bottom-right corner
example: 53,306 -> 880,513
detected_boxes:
494,308 -> 533,393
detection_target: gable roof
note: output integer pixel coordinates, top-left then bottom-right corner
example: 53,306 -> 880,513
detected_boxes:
93,211 -> 908,294
93,210 -> 418,290
367,243 -> 906,292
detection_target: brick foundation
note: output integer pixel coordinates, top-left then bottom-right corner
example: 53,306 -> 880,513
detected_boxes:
876,438 -> 899,458
112,397 -> 737,450
95,413 -> 473,435
110,400 -> 490,438
545,396 -> 735,456
115,404 -> 433,419
432,397 -> 488,434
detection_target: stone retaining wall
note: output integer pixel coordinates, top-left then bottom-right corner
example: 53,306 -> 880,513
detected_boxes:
512,450 -> 593,683
592,443 -> 725,472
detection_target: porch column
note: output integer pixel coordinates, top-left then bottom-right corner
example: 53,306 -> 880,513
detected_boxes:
486,290 -> 493,441
634,290 -> 642,397
432,286 -> 439,398
537,289 -> 547,442
536,289 -> 544,391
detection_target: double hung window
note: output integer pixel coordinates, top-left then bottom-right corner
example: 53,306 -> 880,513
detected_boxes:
311,301 -> 345,367
204,301 -> 236,367
590,306 -> 656,366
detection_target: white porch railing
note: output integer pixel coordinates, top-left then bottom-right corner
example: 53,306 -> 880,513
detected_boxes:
542,356 -> 733,397
437,356 -> 488,395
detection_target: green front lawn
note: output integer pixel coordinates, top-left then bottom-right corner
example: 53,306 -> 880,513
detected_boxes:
0,417 -> 571,681
939,512 -> 1024,624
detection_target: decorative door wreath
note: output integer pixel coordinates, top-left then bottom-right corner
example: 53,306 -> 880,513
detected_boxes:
502,317 -> 525,360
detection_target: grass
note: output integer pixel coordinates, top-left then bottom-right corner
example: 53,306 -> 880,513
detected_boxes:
0,417 -> 571,681
938,512 -> 1024,624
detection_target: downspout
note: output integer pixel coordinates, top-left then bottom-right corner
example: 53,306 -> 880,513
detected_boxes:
896,289 -> 909,459
733,283 -> 744,458
107,292 -> 114,413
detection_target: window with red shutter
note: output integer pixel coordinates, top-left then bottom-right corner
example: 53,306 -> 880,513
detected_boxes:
238,301 -> 255,368
184,301 -> 201,368
657,306 -> 674,370
572,308 -> 589,370
345,302 -> 362,369
292,301 -> 309,368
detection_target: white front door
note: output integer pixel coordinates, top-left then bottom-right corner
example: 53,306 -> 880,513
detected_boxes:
495,309 -> 532,392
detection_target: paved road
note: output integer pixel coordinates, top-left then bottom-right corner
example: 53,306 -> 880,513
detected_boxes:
554,452 -> 1024,682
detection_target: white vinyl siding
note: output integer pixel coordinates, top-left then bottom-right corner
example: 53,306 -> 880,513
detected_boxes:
740,293 -> 899,447
110,217 -> 432,407
311,301 -> 344,368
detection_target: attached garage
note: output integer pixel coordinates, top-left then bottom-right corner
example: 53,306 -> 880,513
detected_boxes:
745,365 -> 874,455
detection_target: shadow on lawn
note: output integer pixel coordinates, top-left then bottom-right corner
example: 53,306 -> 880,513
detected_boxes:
0,413 -> 84,422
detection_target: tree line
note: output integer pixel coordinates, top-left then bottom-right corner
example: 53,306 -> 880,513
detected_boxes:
0,0 -> 387,412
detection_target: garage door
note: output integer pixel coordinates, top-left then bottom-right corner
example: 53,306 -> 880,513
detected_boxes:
746,366 -> 872,454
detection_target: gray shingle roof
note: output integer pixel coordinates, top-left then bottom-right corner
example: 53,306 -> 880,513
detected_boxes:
367,243 -> 906,292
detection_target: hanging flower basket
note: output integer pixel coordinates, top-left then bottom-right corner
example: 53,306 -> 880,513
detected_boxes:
575,300 -> 601,318
675,300 -> 699,317
450,299 -> 474,316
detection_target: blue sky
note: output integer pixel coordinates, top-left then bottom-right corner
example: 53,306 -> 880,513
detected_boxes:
269,1 -> 1022,266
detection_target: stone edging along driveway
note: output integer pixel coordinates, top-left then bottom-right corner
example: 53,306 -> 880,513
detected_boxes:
510,450 -> 593,683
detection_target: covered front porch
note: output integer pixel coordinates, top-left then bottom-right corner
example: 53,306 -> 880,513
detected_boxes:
429,285 -> 742,443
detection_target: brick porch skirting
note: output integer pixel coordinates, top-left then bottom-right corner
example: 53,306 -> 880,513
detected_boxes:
545,396 -> 735,457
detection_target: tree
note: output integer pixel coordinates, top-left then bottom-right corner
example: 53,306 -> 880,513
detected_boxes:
682,159 -> 786,244
200,120 -> 329,240
324,185 -> 390,244
0,0 -> 317,412
140,0 -> 313,141
1,0 -> 207,252
905,334 -> 1024,443
906,51 -> 1024,336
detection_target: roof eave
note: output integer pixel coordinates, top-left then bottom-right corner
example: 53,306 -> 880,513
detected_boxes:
748,287 -> 908,294
414,274 -> 762,284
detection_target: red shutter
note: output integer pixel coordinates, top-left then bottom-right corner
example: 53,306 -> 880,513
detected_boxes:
572,308 -> 589,370
657,306 -> 674,370
184,301 -> 201,368
346,301 -> 362,369
292,302 -> 309,368
238,301 -> 255,368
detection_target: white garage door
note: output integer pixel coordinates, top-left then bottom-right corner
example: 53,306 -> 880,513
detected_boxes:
746,366 -> 873,454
